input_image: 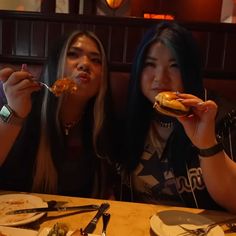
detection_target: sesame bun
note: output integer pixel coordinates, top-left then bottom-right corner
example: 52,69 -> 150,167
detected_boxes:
153,91 -> 190,117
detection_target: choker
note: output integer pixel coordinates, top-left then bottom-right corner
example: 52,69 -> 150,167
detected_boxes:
160,121 -> 173,128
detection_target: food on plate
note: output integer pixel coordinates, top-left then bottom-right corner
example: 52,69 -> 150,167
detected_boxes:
153,91 -> 190,117
47,223 -> 69,236
0,198 -> 34,224
51,78 -> 78,97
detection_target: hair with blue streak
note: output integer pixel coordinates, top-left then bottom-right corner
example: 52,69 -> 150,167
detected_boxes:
125,21 -> 204,170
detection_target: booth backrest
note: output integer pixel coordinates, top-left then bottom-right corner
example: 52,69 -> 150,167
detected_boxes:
0,11 -> 235,118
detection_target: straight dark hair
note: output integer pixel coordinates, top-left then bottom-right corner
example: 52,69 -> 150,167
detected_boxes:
125,21 -> 205,170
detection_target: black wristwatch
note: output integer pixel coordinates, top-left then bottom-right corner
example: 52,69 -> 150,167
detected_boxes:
0,104 -> 25,125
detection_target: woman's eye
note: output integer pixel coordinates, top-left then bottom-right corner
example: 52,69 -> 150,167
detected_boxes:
91,57 -> 102,64
67,51 -> 78,58
170,63 -> 179,68
144,61 -> 155,68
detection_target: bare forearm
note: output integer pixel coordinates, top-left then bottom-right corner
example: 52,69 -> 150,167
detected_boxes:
200,151 -> 236,213
0,122 -> 22,166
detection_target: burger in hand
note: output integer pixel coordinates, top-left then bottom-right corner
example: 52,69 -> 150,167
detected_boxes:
153,91 -> 190,117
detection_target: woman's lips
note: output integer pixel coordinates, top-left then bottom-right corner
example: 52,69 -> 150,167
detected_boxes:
78,77 -> 90,83
75,73 -> 90,83
154,89 -> 171,93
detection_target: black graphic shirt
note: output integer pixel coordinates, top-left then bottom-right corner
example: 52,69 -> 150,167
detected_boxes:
132,122 -> 184,205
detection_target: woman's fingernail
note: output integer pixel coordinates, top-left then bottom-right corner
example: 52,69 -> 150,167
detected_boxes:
197,102 -> 204,106
21,64 -> 28,71
176,98 -> 184,101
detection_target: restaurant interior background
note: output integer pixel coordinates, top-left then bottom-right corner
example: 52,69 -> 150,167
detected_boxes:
0,0 -> 236,114
0,0 -> 236,23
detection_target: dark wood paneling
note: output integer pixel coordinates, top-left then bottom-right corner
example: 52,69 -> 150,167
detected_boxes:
63,22 -> 80,35
47,22 -> 63,54
224,33 -> 236,71
31,21 -> 47,57
0,19 -> 2,54
16,20 -> 31,56
69,0 -> 79,14
125,26 -> 145,62
191,31 -> 209,67
206,32 -> 225,69
41,0 -> 56,13
110,26 -> 125,62
1,19 -> 15,55
0,11 -> 236,80
94,25 -> 111,56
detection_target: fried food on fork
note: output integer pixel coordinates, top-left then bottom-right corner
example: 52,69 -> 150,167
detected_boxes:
51,78 -> 78,97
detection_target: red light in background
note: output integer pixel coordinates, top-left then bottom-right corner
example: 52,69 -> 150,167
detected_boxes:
144,13 -> 174,20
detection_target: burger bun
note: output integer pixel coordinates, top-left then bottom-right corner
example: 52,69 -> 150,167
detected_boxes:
153,91 -> 190,117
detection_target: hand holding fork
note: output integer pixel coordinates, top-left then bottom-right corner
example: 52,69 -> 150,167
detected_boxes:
21,64 -> 53,93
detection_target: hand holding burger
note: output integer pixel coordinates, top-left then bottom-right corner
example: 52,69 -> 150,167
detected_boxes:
153,91 -> 190,117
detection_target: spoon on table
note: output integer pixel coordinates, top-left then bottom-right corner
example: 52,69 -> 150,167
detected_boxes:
101,213 -> 110,236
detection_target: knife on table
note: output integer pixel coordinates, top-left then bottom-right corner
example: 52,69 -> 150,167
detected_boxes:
81,202 -> 110,235
6,204 -> 100,215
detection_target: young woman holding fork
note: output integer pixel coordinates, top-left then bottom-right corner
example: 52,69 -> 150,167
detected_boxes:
0,31 -> 117,198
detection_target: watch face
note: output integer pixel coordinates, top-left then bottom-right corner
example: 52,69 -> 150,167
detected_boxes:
0,105 -> 13,123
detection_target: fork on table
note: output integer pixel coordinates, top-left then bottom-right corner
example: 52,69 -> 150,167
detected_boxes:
178,224 -> 217,236
178,216 -> 236,236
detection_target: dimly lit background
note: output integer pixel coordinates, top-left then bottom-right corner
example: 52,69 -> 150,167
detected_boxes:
0,0 -> 235,23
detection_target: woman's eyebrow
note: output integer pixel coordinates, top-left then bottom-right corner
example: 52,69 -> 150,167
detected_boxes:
145,56 -> 156,61
89,51 -> 101,57
69,47 -> 101,57
169,58 -> 177,63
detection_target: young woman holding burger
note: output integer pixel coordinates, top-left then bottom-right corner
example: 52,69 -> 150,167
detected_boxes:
120,21 -> 236,213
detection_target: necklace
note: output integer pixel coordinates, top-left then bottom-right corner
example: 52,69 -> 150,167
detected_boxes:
160,121 -> 173,128
153,112 -> 174,129
63,115 -> 83,136
64,121 -> 79,136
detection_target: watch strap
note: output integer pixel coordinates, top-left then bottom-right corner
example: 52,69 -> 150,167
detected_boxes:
198,142 -> 224,157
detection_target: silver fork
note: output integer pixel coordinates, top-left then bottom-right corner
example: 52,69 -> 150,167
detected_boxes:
178,224 -> 216,236
178,216 -> 236,236
39,81 -> 53,92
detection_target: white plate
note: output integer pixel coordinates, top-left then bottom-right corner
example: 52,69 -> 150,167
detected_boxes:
0,194 -> 47,226
0,225 -> 38,236
150,210 -> 224,236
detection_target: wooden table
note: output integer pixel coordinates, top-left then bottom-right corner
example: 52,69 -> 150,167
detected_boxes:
1,190 -> 236,235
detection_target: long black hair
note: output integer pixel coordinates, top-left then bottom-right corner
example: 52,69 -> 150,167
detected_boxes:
125,21 -> 205,170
